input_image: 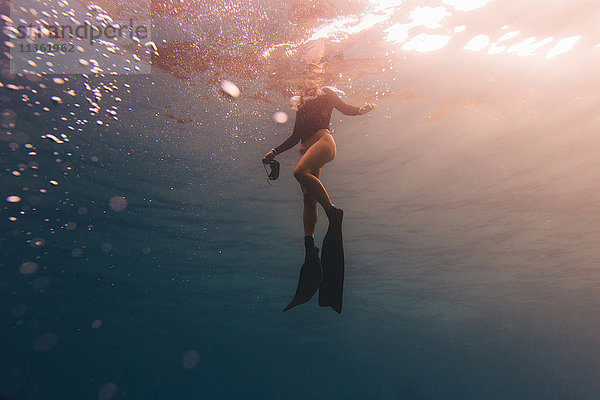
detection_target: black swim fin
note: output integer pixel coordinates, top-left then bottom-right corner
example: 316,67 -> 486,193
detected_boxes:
282,246 -> 323,312
319,207 -> 344,313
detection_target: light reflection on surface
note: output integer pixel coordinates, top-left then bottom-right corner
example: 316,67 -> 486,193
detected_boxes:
497,31 -> 521,43
301,0 -> 586,60
465,34 -> 490,51
546,36 -> 582,59
409,6 -> 449,28
385,6 -> 451,51
307,0 -> 403,43
507,37 -> 554,56
443,0 -> 492,11
402,33 -> 451,52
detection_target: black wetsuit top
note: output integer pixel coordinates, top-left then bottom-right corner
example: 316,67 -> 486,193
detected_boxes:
274,87 -> 361,155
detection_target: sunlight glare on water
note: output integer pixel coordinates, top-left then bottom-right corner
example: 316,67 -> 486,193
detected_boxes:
546,35 -> 582,59
443,0 -> 492,12
464,34 -> 490,51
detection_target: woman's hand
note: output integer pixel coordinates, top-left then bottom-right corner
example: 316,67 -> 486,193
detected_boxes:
262,149 -> 277,164
359,103 -> 377,115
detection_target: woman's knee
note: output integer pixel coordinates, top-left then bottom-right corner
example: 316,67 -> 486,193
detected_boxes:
293,167 -> 308,182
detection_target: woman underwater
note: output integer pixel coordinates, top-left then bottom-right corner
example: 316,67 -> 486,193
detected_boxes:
263,65 -> 376,313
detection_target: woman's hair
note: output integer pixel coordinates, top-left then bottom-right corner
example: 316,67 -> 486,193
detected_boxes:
289,62 -> 343,111
289,86 -> 345,111
289,90 -> 322,111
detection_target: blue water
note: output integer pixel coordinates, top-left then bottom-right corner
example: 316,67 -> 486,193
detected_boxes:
3,1 -> 600,399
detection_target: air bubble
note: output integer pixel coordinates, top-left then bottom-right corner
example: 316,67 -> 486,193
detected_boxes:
2,109 -> 16,119
182,350 -> 200,369
97,382 -> 118,400
109,196 -> 127,211
20,261 -> 39,275
34,332 -> 58,351
6,195 -> 21,203
30,238 -> 45,248
220,80 -> 241,98
272,111 -> 288,123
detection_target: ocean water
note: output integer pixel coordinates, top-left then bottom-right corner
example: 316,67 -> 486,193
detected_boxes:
2,1 -> 600,399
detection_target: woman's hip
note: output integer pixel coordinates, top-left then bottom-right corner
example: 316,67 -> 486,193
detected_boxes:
298,130 -> 336,165
299,129 -> 334,157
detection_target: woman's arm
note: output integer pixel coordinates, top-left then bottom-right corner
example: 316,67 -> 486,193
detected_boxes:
324,87 -> 361,115
323,87 -> 376,116
274,129 -> 301,155
263,128 -> 301,162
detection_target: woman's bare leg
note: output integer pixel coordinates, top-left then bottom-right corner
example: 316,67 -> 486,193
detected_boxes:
294,133 -> 337,214
302,169 -> 320,237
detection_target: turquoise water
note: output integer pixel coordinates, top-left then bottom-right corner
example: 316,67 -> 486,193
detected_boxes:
2,1 -> 600,399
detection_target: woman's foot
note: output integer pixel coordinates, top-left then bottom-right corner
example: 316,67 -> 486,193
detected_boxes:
304,235 -> 315,249
325,205 -> 343,226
